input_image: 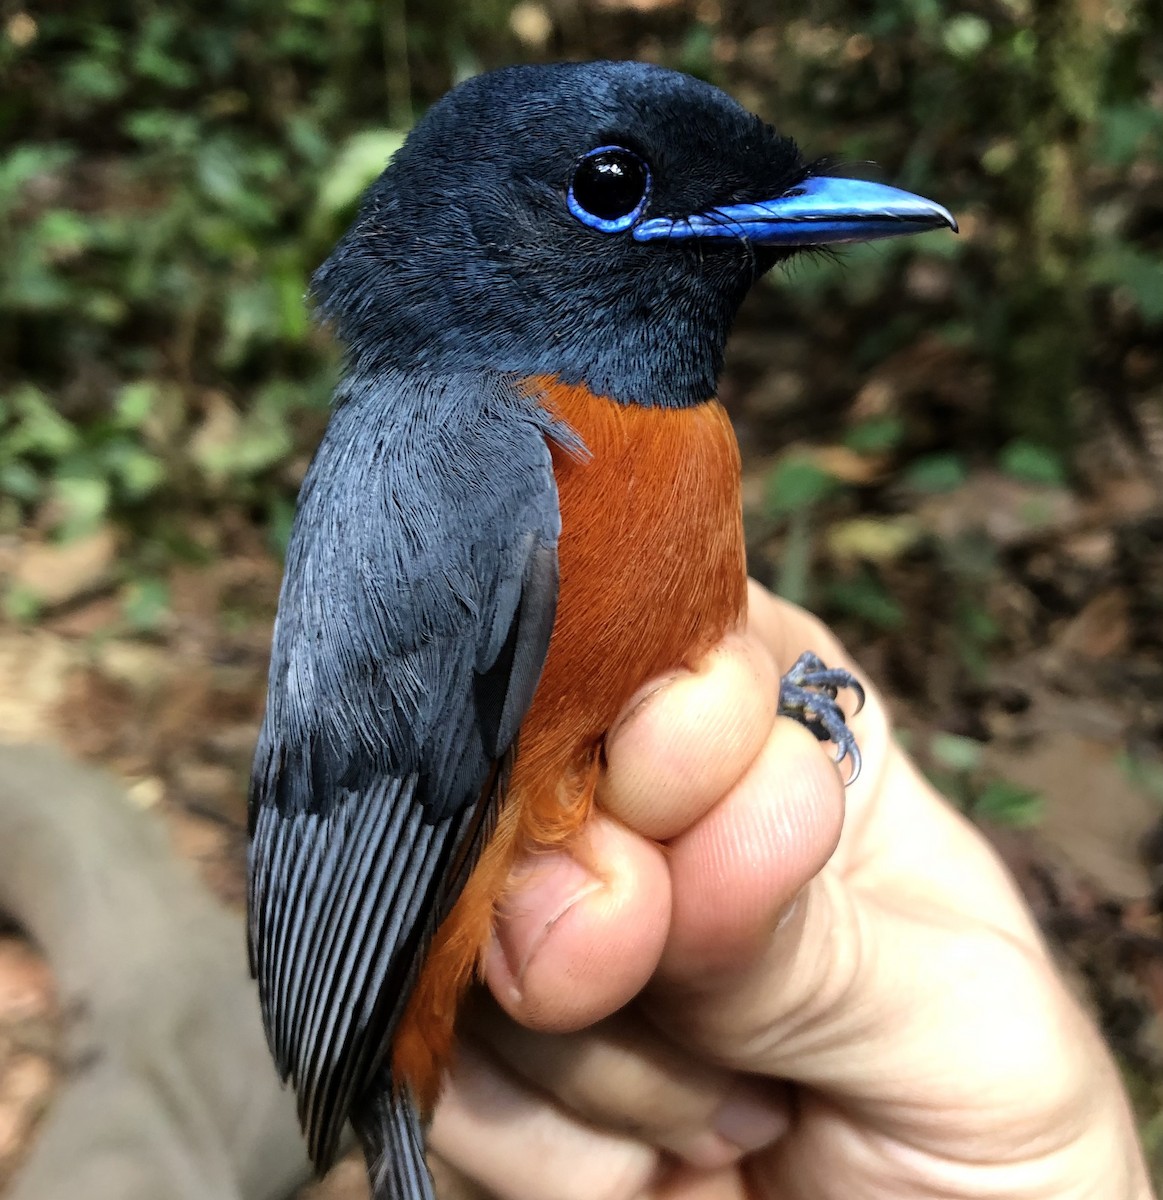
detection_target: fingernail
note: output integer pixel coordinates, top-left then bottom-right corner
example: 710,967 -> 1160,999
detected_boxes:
494,853 -> 602,987
607,673 -> 681,742
775,893 -> 801,932
713,1089 -> 789,1153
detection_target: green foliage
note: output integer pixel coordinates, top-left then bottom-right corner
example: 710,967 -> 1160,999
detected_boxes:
0,1 -> 425,550
749,0 -> 1160,452
1,0 -> 1160,564
929,734 -> 1045,827
309,129 -> 408,241
764,455 -> 847,608
0,383 -> 165,535
843,417 -> 906,456
765,455 -> 840,516
902,453 -> 969,494
1088,243 -> 1163,323
999,439 -> 1067,486
121,576 -> 171,632
1119,753 -> 1163,806
825,569 -> 906,631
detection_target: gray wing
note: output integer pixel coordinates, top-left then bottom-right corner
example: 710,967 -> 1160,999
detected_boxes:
247,372 -> 562,1169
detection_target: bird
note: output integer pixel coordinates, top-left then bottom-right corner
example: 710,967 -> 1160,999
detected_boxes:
246,59 -> 956,1200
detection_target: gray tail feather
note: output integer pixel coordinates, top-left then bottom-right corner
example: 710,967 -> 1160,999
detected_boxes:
357,1088 -> 436,1200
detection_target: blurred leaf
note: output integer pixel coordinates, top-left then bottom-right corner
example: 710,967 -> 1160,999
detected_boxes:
53,473 -> 111,534
765,456 -> 840,516
122,576 -> 171,632
36,208 -> 96,259
981,137 -> 1018,175
266,494 -> 297,559
954,593 -> 998,679
679,23 -> 716,80
0,144 -> 75,209
62,55 -> 126,104
958,596 -> 999,644
1007,27 -> 1037,67
1089,243 -> 1163,323
825,569 -> 905,630
1096,102 -> 1163,168
973,779 -> 1044,827
902,453 -> 968,493
931,732 -> 984,772
0,461 -> 41,502
999,439 -> 1067,485
101,439 -> 166,498
197,137 -> 278,227
844,416 -> 906,455
124,109 -> 200,150
219,278 -> 282,367
1118,753 -> 1163,805
827,515 -> 924,563
133,11 -> 195,87
270,248 -> 311,342
943,14 -> 991,59
311,129 -> 408,233
6,387 -> 80,459
192,387 -> 295,483
114,382 -> 156,430
3,584 -> 42,624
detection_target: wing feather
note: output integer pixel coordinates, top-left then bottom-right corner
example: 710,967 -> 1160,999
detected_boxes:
247,372 -> 565,1169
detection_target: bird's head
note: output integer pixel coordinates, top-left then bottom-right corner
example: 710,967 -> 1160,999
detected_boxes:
313,60 -> 956,408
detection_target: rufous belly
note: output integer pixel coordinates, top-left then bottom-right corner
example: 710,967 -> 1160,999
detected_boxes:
392,378 -> 747,1105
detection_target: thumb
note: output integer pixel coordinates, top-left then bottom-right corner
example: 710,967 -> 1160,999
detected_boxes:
642,705 -> 886,1082
653,714 -> 847,992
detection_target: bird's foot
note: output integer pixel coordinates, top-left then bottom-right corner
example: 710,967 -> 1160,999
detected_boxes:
778,651 -> 865,785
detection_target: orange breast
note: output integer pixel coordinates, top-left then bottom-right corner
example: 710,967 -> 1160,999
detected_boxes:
392,378 -> 747,1105
522,376 -> 748,775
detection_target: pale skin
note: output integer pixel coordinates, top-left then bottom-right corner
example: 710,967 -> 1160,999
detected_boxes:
428,580 -> 1154,1200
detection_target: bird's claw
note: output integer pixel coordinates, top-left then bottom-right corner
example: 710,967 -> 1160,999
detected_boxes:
778,651 -> 864,785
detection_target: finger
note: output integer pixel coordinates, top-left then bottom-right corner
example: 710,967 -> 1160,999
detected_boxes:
657,811 -> 1103,1156
430,1042 -> 659,1200
485,813 -> 671,1031
658,715 -> 845,979
648,1167 -> 750,1200
602,632 -> 778,841
465,999 -> 789,1169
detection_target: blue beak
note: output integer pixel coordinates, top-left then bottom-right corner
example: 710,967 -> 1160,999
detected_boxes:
632,174 -> 958,246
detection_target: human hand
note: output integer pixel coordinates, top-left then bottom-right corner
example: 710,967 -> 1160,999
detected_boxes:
429,580 -> 1152,1200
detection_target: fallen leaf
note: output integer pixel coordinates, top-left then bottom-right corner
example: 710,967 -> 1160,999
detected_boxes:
9,527 -> 117,608
0,633 -> 79,742
809,444 -> 889,484
94,640 -> 175,694
1054,589 -> 1132,661
986,731 -> 1158,899
826,515 -> 925,563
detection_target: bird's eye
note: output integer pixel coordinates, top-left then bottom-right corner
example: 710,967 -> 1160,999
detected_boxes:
567,146 -> 652,233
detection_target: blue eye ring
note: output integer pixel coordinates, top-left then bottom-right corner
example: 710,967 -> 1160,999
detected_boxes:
567,145 -> 652,234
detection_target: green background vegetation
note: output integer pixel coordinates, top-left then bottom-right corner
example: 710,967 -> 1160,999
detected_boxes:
3,0 -> 1160,571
